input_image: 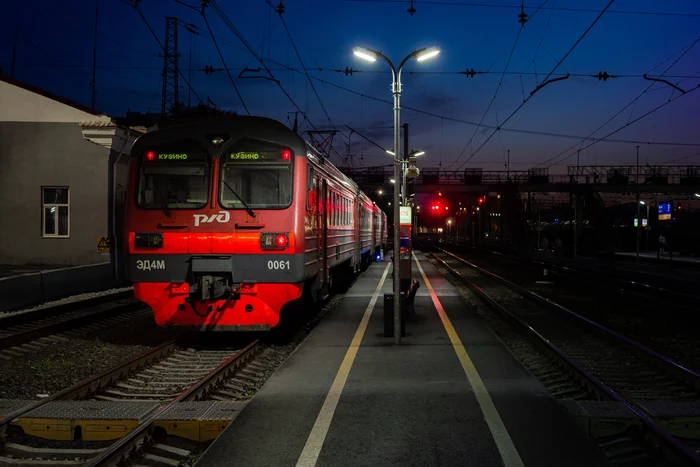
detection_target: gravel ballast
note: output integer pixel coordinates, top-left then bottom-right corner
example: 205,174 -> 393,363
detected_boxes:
0,313 -> 178,399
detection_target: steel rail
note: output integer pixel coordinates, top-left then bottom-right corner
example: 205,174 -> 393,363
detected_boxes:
428,247 -> 700,466
0,299 -> 143,351
449,241 -> 700,305
0,341 -> 177,432
83,338 -> 263,467
0,291 -> 133,324
436,246 -> 700,387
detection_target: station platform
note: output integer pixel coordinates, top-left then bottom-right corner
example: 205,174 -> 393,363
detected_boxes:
195,252 -> 607,467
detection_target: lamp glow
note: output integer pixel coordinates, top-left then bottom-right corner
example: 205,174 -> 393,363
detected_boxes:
353,48 -> 377,62
386,150 -> 395,155
416,47 -> 440,62
413,151 -> 425,157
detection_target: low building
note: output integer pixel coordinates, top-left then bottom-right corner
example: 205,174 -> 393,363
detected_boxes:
0,74 -> 143,275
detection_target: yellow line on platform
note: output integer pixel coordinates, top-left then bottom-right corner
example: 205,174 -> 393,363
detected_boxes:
413,252 -> 525,467
295,261 -> 391,467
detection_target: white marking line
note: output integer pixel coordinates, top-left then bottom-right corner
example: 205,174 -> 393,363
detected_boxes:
295,261 -> 391,467
413,252 -> 525,467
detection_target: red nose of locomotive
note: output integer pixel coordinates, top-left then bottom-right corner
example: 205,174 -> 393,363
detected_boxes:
124,133 -> 304,330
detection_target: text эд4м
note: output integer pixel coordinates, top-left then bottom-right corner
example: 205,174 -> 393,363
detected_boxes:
136,260 -> 166,271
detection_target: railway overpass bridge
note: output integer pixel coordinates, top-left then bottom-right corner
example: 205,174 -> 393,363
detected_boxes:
339,165 -> 700,195
340,165 -> 700,252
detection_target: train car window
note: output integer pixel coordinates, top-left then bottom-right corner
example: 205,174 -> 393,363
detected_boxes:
345,199 -> 349,226
306,166 -> 315,211
220,138 -> 293,209
137,138 -> 209,210
332,192 -> 336,226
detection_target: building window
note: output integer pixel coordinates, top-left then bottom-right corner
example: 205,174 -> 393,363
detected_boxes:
42,187 -> 70,238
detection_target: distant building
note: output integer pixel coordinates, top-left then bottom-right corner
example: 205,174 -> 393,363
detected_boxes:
0,74 -> 143,271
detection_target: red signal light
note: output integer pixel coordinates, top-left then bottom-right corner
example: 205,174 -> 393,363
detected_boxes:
275,233 -> 289,248
281,149 -> 292,161
478,197 -> 483,204
146,151 -> 156,161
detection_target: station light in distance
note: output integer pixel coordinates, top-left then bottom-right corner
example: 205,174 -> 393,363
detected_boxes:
429,201 -> 449,214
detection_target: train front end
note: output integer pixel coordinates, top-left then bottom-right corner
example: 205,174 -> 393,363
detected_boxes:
124,121 -> 306,330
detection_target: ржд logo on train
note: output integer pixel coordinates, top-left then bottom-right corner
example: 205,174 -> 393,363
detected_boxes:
193,211 -> 231,227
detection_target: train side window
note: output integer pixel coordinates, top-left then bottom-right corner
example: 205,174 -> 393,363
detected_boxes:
306,166 -> 315,211
331,192 -> 335,226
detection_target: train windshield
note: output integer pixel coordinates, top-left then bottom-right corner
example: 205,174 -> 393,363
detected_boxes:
219,139 -> 293,209
137,139 -> 209,210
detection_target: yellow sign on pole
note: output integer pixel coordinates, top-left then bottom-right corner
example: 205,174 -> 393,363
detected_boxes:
97,237 -> 111,253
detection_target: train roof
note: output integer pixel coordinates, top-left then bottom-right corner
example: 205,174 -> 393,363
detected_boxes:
130,116 -> 386,217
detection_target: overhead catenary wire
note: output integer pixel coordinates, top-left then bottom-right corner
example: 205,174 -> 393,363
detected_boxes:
447,5 -> 528,169
0,18 -> 141,108
15,57 -> 697,150
540,82 -> 700,167
455,0 -> 617,170
125,2 -> 205,106
200,9 -> 250,114
12,61 -> 700,80
537,37 -> 700,168
255,62 -> 700,148
207,1 -> 347,165
341,0 -> 700,18
267,1 -> 335,127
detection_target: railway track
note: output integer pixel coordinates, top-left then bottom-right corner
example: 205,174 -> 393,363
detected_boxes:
425,246 -> 700,466
0,271 -> 351,466
0,294 -> 144,360
443,241 -> 700,308
0,337 -> 263,467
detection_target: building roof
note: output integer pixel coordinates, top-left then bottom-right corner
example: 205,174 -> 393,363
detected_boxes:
0,73 -> 105,117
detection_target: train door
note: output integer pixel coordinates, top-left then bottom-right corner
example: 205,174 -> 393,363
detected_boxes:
319,178 -> 329,295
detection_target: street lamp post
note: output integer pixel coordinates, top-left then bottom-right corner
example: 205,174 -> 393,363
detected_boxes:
636,145 -> 640,262
640,200 -> 649,250
386,149 -> 424,205
354,45 -> 439,345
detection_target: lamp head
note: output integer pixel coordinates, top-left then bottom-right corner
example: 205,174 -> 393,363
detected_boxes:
416,47 -> 440,62
353,47 -> 378,62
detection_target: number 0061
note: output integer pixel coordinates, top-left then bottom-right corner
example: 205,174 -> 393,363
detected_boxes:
268,260 -> 291,270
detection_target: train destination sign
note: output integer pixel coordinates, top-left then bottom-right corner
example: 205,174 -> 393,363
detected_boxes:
158,153 -> 189,160
228,148 -> 292,162
229,152 -> 261,160
145,150 -> 206,163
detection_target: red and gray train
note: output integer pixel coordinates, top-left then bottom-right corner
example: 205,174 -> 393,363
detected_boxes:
123,116 -> 387,330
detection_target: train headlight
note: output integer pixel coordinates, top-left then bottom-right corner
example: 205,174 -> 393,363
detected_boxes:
135,232 -> 163,249
261,232 -> 290,249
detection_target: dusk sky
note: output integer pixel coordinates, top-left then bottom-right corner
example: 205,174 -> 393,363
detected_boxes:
2,0 -> 699,173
